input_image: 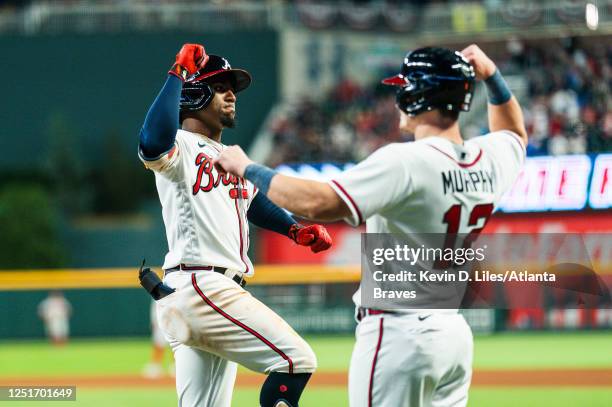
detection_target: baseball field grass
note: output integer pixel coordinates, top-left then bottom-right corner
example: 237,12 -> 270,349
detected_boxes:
1,332 -> 611,406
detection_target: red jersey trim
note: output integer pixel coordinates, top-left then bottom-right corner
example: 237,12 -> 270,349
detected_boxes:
191,273 -> 294,373
506,131 -> 526,154
428,145 -> 483,168
234,193 -> 250,274
368,317 -> 384,407
331,180 -> 364,225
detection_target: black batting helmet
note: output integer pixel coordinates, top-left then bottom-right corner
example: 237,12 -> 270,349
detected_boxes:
382,47 -> 475,117
180,54 -> 252,112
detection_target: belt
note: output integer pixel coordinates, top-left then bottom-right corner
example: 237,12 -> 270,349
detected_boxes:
164,264 -> 246,288
356,307 -> 394,322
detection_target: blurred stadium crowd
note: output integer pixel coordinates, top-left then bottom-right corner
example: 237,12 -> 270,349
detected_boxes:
0,1 -> 495,7
267,38 -> 612,166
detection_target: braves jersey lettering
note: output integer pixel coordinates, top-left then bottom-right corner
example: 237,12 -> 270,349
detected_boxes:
193,152 -> 247,197
442,169 -> 495,194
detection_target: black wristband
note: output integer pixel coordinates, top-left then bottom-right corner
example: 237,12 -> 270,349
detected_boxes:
244,164 -> 278,195
485,70 -> 512,105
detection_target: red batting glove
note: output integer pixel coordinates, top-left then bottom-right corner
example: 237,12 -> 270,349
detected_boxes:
169,43 -> 209,81
289,224 -> 332,254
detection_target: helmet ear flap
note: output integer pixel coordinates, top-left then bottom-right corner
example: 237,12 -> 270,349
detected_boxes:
396,92 -> 426,116
395,82 -> 430,116
180,81 -> 215,112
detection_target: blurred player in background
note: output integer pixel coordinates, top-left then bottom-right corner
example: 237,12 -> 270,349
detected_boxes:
215,44 -> 527,406
138,43 -> 332,407
142,299 -> 174,378
38,291 -> 72,346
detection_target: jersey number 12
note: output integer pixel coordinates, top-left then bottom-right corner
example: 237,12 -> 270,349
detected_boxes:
437,203 -> 494,268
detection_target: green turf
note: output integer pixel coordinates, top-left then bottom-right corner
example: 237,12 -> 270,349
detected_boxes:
473,331 -> 612,369
0,336 -> 355,377
0,389 -> 176,407
0,338 -> 153,377
469,387 -> 612,407
1,332 -> 612,377
307,334 -> 354,371
1,332 -> 612,406
1,387 -> 611,407
0,388 -> 348,407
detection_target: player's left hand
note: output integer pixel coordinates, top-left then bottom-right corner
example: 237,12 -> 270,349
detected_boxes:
214,145 -> 253,177
289,224 -> 333,253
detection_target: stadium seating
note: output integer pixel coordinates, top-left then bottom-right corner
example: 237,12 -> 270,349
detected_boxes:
266,38 -> 611,165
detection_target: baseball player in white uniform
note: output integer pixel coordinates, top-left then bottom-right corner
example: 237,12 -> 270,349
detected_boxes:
215,44 -> 528,406
38,291 -> 72,346
138,44 -> 333,407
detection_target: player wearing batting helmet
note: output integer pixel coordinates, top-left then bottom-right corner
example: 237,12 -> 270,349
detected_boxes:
138,44 -> 333,407
382,46 -> 475,117
215,44 -> 527,407
178,54 -> 251,116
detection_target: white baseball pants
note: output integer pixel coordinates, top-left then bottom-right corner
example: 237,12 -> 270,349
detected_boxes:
156,270 -> 317,407
349,312 -> 473,407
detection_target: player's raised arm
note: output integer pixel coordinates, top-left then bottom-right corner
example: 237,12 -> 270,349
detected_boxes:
461,44 -> 528,147
139,44 -> 209,159
213,147 -> 350,221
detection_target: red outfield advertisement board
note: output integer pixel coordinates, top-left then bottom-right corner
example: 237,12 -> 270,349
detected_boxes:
258,213 -> 612,264
498,154 -> 611,211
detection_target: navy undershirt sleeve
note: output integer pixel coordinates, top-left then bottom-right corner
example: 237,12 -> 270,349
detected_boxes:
247,192 -> 296,236
139,75 -> 183,159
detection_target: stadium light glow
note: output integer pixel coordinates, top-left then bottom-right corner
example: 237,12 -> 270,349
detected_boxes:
586,3 -> 599,30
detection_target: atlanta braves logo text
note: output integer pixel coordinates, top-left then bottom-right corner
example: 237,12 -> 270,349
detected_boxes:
193,153 -> 248,199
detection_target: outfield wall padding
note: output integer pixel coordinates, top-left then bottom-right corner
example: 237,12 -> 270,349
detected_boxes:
0,289 -> 151,339
0,31 -> 278,170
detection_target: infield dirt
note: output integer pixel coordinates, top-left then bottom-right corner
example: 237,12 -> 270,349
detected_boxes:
1,368 -> 611,388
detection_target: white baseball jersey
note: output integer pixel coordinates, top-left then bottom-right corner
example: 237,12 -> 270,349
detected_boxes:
334,131 -> 525,407
329,131 -> 525,309
141,130 -> 316,407
139,129 -> 257,275
38,296 -> 71,321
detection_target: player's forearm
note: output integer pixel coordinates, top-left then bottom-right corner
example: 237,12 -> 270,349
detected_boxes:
247,192 -> 296,236
485,71 -> 528,145
267,175 -> 347,222
139,75 -> 182,159
240,162 -> 350,221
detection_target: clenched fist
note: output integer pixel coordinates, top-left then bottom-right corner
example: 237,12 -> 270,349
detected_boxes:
289,224 -> 333,253
213,145 -> 253,177
461,44 -> 497,81
169,43 -> 209,81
